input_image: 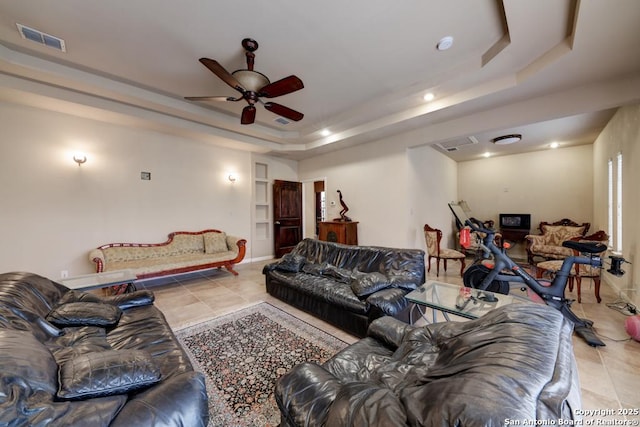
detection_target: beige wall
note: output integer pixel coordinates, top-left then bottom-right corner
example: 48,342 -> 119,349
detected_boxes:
458,144 -> 593,230
592,104 -> 640,305
0,102 -> 260,278
298,129 -> 458,251
3,97 -> 635,294
457,145 -> 593,258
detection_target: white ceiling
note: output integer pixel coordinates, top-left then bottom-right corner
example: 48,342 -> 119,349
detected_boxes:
1,0 -> 640,161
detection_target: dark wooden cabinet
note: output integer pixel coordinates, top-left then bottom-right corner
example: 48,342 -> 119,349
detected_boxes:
499,228 -> 530,243
319,221 -> 358,245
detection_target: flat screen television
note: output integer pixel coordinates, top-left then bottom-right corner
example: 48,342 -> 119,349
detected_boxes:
499,213 -> 531,230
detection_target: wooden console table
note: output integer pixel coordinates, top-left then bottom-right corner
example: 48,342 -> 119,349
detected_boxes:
319,221 -> 358,245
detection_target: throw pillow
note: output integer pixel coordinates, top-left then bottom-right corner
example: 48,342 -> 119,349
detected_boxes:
350,272 -> 390,297
275,253 -> 306,273
47,302 -> 122,327
204,232 -> 228,254
57,290 -> 102,305
388,274 -> 419,291
322,265 -> 353,284
57,350 -> 161,400
302,262 -> 327,276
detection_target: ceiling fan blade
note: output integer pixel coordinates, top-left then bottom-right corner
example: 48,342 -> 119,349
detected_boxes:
259,75 -> 304,98
264,102 -> 304,121
241,105 -> 257,125
184,96 -> 241,102
199,58 -> 245,93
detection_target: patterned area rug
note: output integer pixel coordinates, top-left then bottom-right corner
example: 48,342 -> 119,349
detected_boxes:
174,302 -> 348,427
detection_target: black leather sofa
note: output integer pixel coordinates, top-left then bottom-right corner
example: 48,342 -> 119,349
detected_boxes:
0,272 -> 208,426
275,303 -> 582,426
263,238 -> 425,337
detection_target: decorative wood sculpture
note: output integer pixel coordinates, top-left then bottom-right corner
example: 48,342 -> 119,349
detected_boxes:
333,190 -> 352,222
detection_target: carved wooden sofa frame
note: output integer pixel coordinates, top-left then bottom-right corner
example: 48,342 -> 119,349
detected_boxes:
90,229 -> 247,279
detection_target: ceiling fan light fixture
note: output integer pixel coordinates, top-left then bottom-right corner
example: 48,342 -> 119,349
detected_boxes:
491,134 -> 522,145
186,39 -> 304,125
232,70 -> 270,92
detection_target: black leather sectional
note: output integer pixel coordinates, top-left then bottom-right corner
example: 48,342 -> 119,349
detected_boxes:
0,272 -> 208,426
263,238 -> 426,337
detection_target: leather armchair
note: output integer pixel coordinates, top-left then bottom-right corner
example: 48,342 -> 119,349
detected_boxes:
275,303 -> 581,426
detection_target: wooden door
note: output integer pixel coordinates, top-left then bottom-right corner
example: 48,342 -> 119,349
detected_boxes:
273,180 -> 303,258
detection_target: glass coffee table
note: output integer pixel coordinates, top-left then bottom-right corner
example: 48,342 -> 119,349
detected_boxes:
60,269 -> 137,294
405,279 -> 530,323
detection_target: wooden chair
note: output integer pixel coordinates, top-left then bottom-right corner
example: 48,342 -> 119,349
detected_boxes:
423,224 -> 466,277
570,230 -> 609,303
536,231 -> 608,303
535,259 -> 575,294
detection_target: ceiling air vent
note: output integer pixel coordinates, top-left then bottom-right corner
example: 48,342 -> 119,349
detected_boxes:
435,136 -> 478,152
274,117 -> 291,126
16,23 -> 66,52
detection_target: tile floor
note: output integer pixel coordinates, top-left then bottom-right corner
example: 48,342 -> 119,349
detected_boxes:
138,258 -> 640,414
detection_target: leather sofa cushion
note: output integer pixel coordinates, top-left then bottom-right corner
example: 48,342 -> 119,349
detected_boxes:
325,382 -> 408,427
275,253 -> 306,273
58,290 -> 155,311
269,271 -> 368,314
0,330 -> 58,394
57,350 -> 161,400
47,302 -> 122,327
49,326 -> 112,366
109,371 -> 208,427
350,272 -> 389,297
399,305 -> 574,424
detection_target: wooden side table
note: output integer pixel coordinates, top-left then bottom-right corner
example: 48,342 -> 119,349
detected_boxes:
318,221 -> 358,245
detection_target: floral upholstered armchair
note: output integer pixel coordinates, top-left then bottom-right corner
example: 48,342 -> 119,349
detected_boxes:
525,219 -> 590,264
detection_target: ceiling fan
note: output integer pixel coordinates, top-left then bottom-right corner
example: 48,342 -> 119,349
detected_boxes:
185,38 -> 304,125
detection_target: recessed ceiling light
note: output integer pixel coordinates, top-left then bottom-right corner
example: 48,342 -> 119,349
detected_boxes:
491,134 -> 522,145
423,92 -> 435,102
550,141 -> 559,149
483,152 -> 491,158
320,129 -> 331,137
437,36 -> 454,51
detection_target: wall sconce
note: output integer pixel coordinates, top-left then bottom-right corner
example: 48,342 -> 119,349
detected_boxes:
228,173 -> 238,183
73,153 -> 87,166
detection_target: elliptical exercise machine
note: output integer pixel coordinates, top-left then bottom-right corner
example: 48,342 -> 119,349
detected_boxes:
461,217 -> 625,347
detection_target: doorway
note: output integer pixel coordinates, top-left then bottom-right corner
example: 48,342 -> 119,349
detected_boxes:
302,179 -> 326,239
273,180 -> 303,258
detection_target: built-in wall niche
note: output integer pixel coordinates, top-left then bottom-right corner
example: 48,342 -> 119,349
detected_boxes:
255,181 -> 268,204
255,223 -> 269,240
255,205 -> 269,221
254,162 -> 270,241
